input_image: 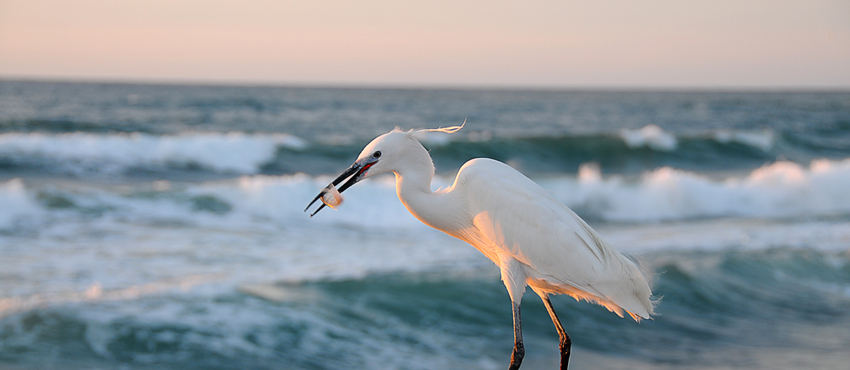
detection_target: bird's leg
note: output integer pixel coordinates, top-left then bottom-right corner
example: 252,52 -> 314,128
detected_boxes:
541,295 -> 571,370
508,301 -> 524,370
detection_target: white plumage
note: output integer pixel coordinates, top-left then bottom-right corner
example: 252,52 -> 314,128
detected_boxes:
450,158 -> 654,320
306,124 -> 655,370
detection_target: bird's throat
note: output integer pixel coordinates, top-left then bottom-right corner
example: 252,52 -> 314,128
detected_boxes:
394,170 -> 464,234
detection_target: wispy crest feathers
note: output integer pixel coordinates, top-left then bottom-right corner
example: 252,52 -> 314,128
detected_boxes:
414,118 -> 466,135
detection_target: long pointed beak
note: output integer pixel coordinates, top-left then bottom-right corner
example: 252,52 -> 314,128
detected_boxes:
304,158 -> 377,217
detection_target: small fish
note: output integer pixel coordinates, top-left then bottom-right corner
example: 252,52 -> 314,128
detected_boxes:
321,183 -> 344,209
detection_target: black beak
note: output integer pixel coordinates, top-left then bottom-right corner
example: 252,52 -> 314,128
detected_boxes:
304,159 -> 377,217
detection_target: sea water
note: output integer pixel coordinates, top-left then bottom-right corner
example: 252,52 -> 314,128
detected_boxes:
1,81 -> 849,369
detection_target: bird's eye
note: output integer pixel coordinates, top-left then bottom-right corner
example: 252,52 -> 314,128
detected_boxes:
373,151 -> 382,158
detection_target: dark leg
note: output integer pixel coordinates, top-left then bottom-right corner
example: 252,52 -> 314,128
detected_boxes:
508,301 -> 524,370
541,295 -> 572,370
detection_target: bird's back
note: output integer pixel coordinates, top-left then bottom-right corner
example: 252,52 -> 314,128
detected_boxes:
452,158 -> 654,320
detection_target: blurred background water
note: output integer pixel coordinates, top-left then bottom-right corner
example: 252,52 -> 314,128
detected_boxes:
1,80 -> 849,369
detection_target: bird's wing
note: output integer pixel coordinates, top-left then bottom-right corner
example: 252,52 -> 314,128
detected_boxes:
459,159 -> 654,319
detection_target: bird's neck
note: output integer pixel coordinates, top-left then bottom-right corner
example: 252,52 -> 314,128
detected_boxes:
392,150 -> 464,233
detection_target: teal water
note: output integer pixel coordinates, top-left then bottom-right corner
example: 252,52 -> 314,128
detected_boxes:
1,80 -> 849,369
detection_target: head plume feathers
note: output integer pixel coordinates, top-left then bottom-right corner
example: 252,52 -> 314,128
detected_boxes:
405,118 -> 466,136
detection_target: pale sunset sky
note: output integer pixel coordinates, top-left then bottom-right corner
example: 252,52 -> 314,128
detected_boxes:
1,0 -> 848,89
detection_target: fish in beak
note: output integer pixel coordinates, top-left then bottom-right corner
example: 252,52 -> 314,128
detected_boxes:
304,156 -> 378,217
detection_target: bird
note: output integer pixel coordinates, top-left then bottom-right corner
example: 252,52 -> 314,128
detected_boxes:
305,123 -> 655,370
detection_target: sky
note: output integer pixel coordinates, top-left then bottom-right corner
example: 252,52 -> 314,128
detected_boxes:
1,0 -> 848,89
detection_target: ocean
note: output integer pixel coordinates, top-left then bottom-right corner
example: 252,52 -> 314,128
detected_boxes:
0,80 -> 849,369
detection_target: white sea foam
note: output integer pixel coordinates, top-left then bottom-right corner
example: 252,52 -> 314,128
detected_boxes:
558,158 -> 850,222
0,274 -> 224,319
4,158 -> 850,234
600,218 -> 850,254
0,128 -> 786,181
619,124 -> 678,151
0,178 -> 42,229
3,159 -> 850,309
713,129 -> 774,151
618,125 -> 776,152
3,158 -> 850,294
0,132 -> 306,174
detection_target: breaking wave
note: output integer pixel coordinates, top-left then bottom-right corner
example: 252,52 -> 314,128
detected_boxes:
1,126 -> 845,178
2,158 -> 850,233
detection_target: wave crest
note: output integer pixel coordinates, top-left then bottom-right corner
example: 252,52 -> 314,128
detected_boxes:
0,132 -> 306,175
564,159 -> 850,222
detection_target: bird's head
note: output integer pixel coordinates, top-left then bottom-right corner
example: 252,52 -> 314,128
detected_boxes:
305,121 -> 464,217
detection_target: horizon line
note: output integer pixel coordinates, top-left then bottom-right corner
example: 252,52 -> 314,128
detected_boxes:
2,75 -> 849,94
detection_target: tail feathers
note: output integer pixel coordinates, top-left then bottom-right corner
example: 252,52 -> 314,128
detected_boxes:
598,258 -> 656,321
530,276 -> 654,322
530,254 -> 656,322
572,212 -> 656,320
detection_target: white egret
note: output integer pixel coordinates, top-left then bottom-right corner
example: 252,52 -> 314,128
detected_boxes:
305,124 -> 655,370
